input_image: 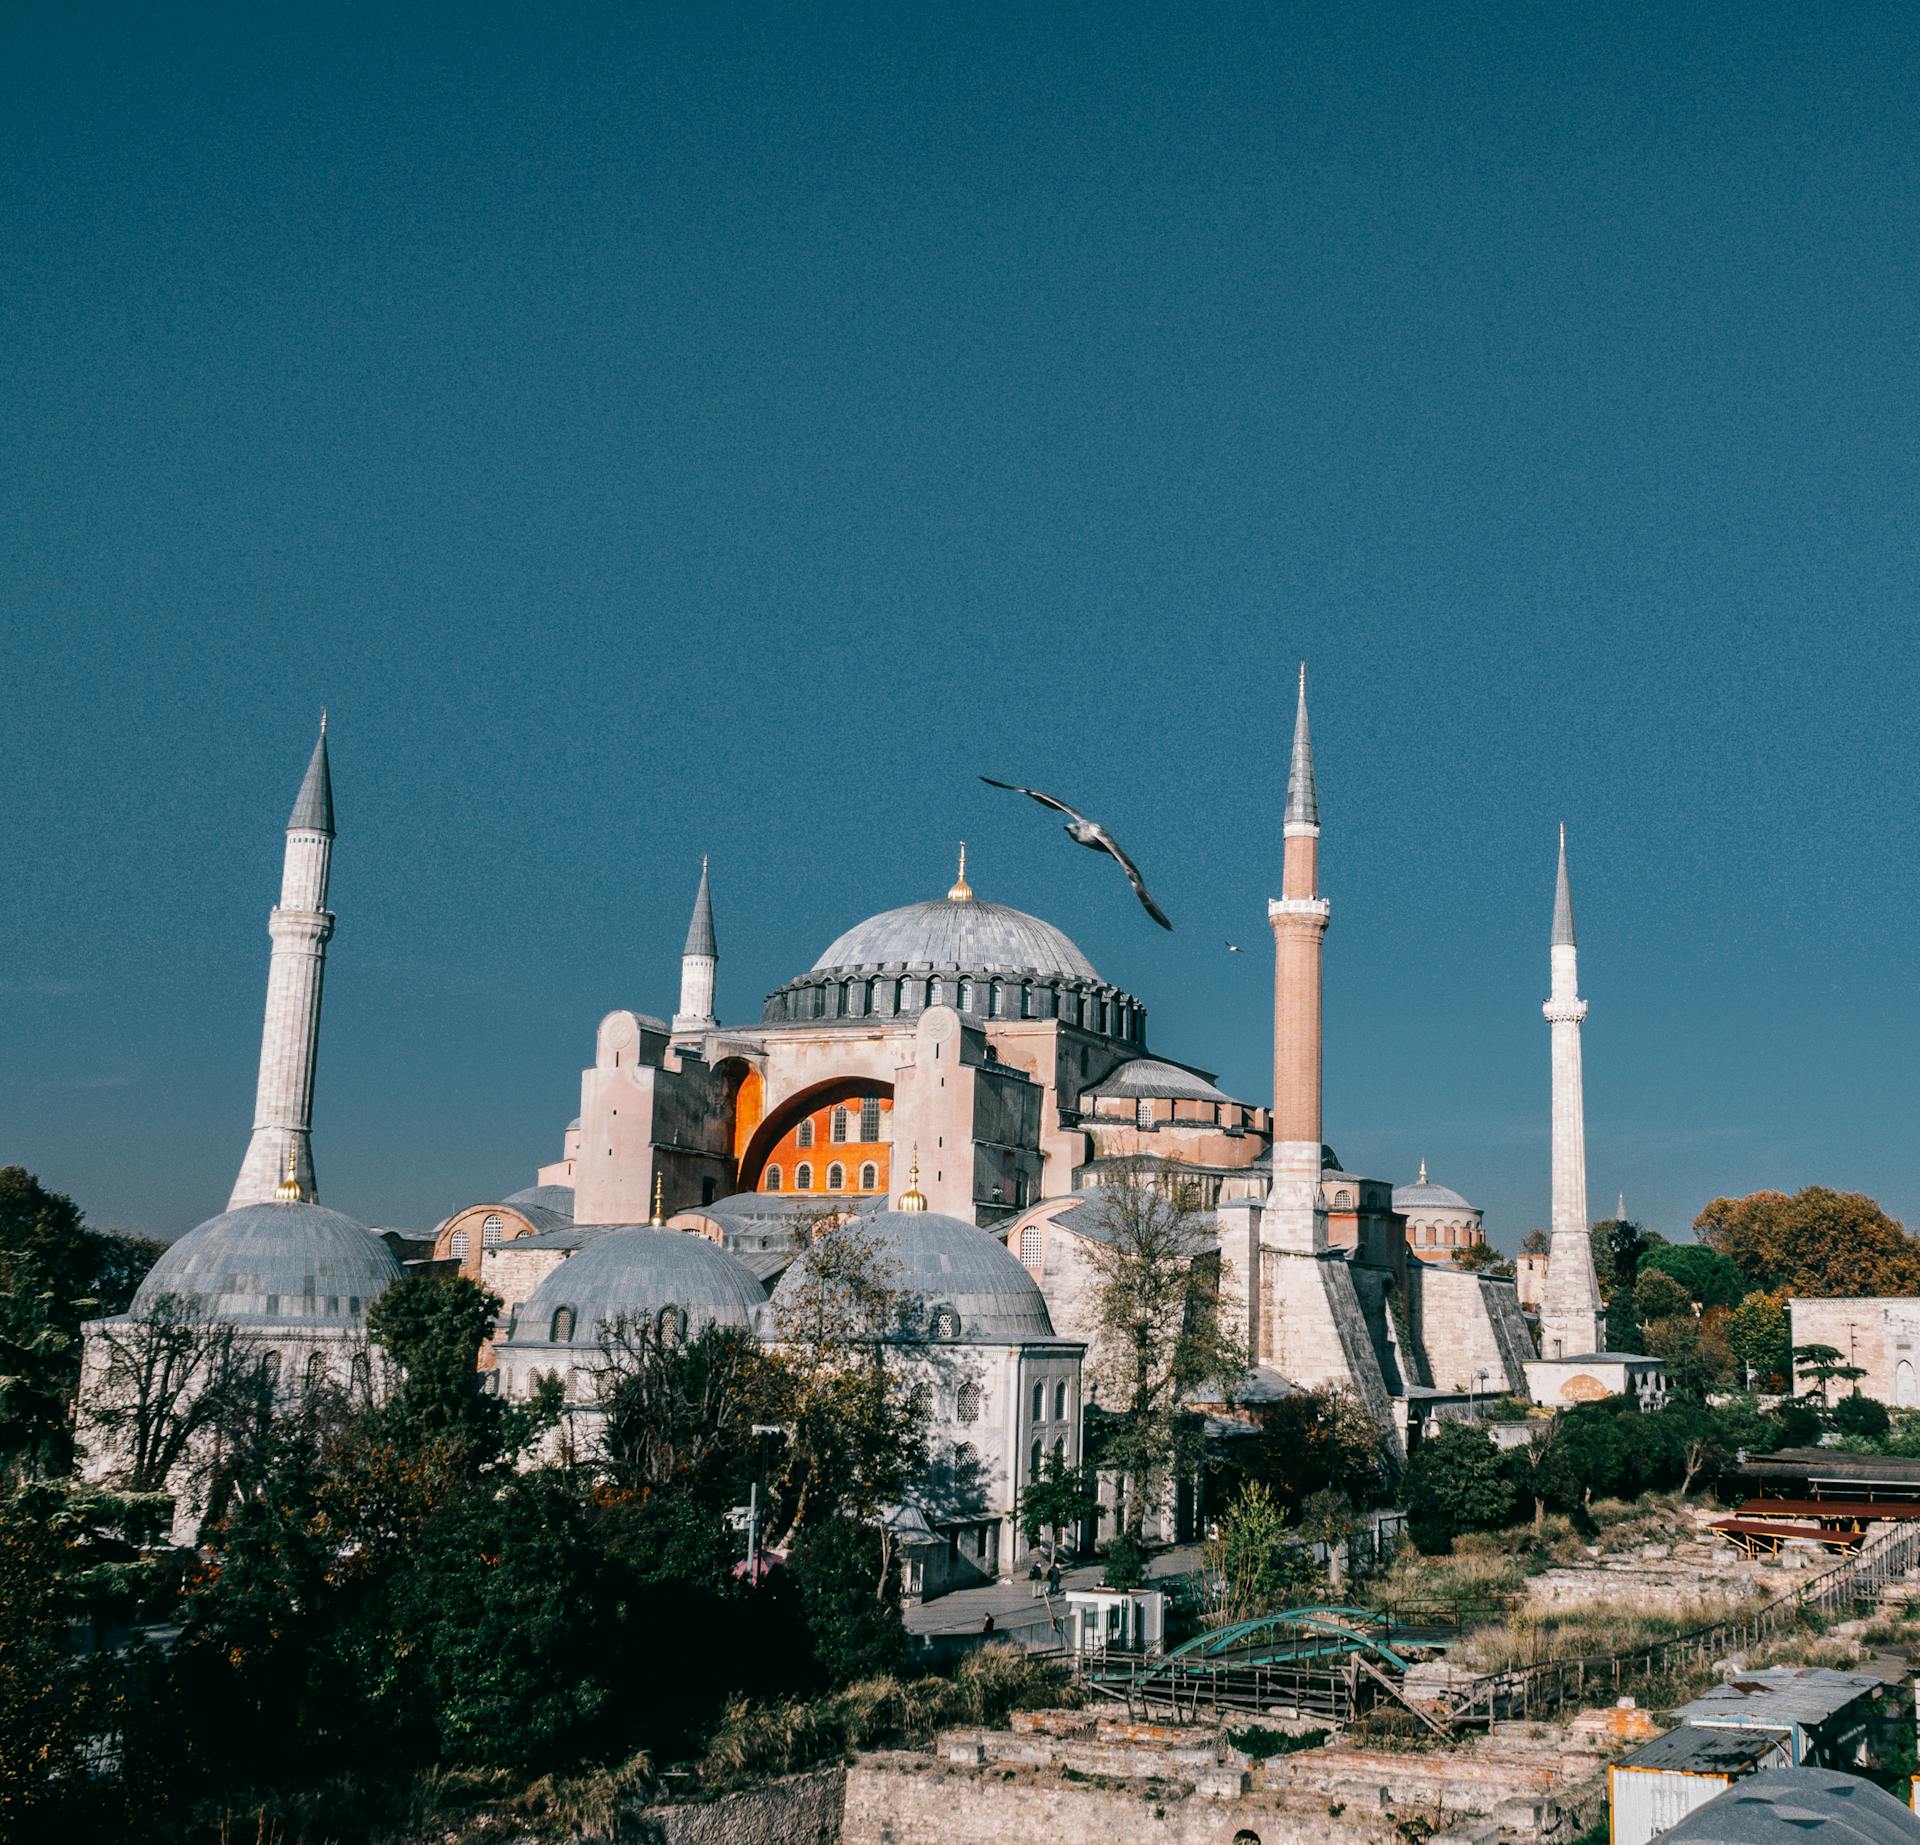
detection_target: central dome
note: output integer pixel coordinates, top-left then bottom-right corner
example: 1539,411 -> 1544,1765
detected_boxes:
809,897 -> 1100,983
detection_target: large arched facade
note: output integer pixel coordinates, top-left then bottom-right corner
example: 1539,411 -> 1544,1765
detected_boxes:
736,1076 -> 895,1198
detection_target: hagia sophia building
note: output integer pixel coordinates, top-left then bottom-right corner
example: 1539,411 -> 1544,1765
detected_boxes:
78,670 -> 1625,1575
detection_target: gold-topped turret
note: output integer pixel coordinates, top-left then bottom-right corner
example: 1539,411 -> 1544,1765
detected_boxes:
650,1170 -> 666,1227
273,1144 -> 305,1203
900,1148 -> 928,1212
946,842 -> 973,903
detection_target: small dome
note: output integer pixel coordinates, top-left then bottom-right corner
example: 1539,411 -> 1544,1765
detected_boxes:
1085,1058 -> 1232,1103
133,1200 -> 401,1328
808,897 -> 1100,983
1393,1177 -> 1476,1212
770,1209 -> 1055,1341
502,1184 -> 575,1221
506,1227 -> 768,1349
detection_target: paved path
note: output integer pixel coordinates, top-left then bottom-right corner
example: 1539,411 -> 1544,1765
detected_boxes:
904,1545 -> 1205,1646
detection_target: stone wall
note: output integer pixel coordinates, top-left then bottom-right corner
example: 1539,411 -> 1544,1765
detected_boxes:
629,1767 -> 844,1845
1411,1263 -> 1534,1394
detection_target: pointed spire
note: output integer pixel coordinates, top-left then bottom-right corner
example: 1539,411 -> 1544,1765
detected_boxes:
288,714 -> 334,836
1617,1191 -> 1627,1221
1551,823 -> 1576,947
650,1169 -> 666,1227
1285,663 -> 1319,827
947,841 -> 974,903
1418,1159 -> 1428,1185
683,855 -> 717,958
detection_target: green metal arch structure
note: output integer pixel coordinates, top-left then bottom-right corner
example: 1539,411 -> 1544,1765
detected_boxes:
1151,1604 -> 1414,1676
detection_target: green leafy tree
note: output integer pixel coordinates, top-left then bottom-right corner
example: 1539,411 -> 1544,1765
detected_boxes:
1101,1529 -> 1148,1589
1833,1392 -> 1892,1441
1295,1488 -> 1360,1587
1793,1341 -> 1866,1407
1638,1244 -> 1745,1311
595,1317 -> 769,1506
1201,1480 -> 1317,1620
1212,1384 -> 1388,1515
1080,1166 -> 1247,1538
1633,1269 -> 1693,1324
0,1254 -> 81,1482
1726,1290 -> 1792,1390
1453,1242 -> 1513,1278
789,1515 -> 909,1684
1518,1228 -> 1551,1259
0,1167 -> 162,1323
1018,1451 -> 1098,1560
1403,1422 -> 1515,1553
1592,1217 -> 1660,1348
1697,1188 -> 1920,1297
1639,1312 -> 1735,1401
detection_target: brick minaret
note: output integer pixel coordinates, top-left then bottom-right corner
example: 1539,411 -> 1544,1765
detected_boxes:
672,855 -> 718,1036
228,717 -> 335,1208
1266,664 -> 1332,1253
1540,825 -> 1604,1356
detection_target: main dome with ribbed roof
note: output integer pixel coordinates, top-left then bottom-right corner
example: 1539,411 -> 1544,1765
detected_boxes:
808,897 -> 1100,983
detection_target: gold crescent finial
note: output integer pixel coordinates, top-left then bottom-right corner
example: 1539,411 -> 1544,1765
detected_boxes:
273,1143 -> 305,1203
650,1170 -> 666,1227
947,841 -> 973,903
900,1146 -> 928,1212
1418,1158 -> 1427,1185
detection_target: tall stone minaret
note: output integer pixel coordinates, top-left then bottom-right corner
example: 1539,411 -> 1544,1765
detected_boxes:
672,856 -> 718,1036
1265,664 -> 1332,1253
228,718 -> 335,1209
1540,825 -> 1604,1357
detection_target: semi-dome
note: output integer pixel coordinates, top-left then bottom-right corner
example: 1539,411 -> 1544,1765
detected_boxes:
771,1209 -> 1056,1342
132,1199 -> 402,1328
505,1227 -> 768,1350
809,897 -> 1100,984
502,1184 -> 575,1221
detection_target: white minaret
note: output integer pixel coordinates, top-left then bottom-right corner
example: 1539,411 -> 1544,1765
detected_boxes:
228,717 -> 335,1209
1540,824 -> 1604,1357
672,855 -> 718,1036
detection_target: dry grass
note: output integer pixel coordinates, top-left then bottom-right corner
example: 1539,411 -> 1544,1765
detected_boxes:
1453,1593 -> 1764,1675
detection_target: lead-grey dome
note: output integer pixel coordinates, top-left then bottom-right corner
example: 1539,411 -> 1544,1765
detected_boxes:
132,1200 -> 401,1328
770,1209 -> 1056,1342
502,1184 -> 575,1221
1393,1178 -> 1476,1212
808,897 -> 1100,983
505,1227 -> 768,1349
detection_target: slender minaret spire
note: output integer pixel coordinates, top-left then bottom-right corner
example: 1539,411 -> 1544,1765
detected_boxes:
1265,662 -> 1332,1251
1540,824 -> 1604,1357
229,717 -> 336,1209
672,856 -> 719,1036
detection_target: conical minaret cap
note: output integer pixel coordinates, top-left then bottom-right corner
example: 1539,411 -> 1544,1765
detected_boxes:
1285,663 -> 1319,827
288,713 -> 334,836
1551,823 -> 1576,947
683,856 -> 717,958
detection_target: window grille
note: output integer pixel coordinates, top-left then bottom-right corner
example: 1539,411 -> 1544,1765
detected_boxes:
861,1096 -> 881,1140
1054,1381 -> 1068,1419
830,1106 -> 849,1142
1020,1224 -> 1042,1269
305,1352 -> 326,1392
826,1163 -> 845,1191
956,1381 -> 981,1424
450,1230 -> 469,1260
765,1166 -> 782,1191
550,1305 -> 576,1342
796,1163 -> 813,1191
859,1162 -> 877,1190
483,1212 -> 503,1246
797,1117 -> 814,1148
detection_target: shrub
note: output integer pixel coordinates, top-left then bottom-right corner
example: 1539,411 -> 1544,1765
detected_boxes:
1834,1393 -> 1892,1441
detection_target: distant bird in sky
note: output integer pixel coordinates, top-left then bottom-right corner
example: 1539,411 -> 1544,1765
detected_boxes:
1224,942 -> 1242,953
979,777 -> 1173,930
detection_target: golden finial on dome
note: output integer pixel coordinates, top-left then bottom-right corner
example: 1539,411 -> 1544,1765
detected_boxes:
273,1143 -> 305,1203
1418,1159 -> 1427,1185
947,841 -> 973,903
650,1170 -> 666,1227
900,1147 -> 928,1212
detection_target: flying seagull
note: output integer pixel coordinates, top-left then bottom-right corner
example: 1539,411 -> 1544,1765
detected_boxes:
1224,941 -> 1242,953
978,777 -> 1173,930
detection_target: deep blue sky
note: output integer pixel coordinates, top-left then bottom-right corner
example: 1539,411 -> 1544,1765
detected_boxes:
4,2 -> 1917,1245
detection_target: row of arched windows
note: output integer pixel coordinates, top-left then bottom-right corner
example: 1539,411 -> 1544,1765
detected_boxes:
1030,1379 -> 1069,1420
449,1212 -> 510,1262
1410,1222 -> 1480,1248
257,1348 -> 371,1397
769,974 -> 1146,1041
763,1161 -> 879,1193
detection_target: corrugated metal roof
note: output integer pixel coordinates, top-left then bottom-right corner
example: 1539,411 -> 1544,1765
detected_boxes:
1617,1724 -> 1790,1774
1674,1667 -> 1884,1732
1660,1768 -> 1920,1845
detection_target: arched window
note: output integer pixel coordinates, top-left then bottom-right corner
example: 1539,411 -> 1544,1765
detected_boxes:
859,1162 -> 878,1190
956,1381 -> 982,1424
861,1096 -> 881,1140
450,1229 -> 469,1260
796,1163 -> 813,1191
930,1306 -> 960,1339
483,1212 -> 504,1246
991,981 -> 1007,1017
658,1304 -> 687,1346
927,975 -> 944,1007
305,1351 -> 326,1392
1054,1380 -> 1068,1419
350,1352 -> 371,1399
1029,1437 -> 1042,1479
550,1305 -> 576,1343
1334,1190 -> 1353,1209
797,1117 -> 814,1148
826,1162 -> 846,1191
830,1106 -> 849,1143
1031,1380 -> 1044,1421
1020,1223 -> 1042,1270
765,1165 -> 782,1192
259,1350 -> 282,1389
958,978 -> 975,1011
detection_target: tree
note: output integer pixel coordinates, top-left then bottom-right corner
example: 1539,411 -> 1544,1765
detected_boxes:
1018,1451 -> 1099,1560
1834,1392 -> 1892,1441
81,1296 -> 265,1493
595,1316 -> 769,1505
0,1167 -> 163,1325
1638,1244 -> 1745,1312
1640,1312 -> 1736,1401
766,1212 -> 928,1587
1697,1188 -> 1920,1298
1454,1242 -> 1513,1278
1295,1488 -> 1360,1587
1518,1228 -> 1550,1259
1402,1422 -> 1515,1553
1213,1385 -> 1388,1516
789,1515 -> 909,1685
1793,1342 -> 1866,1406
1633,1269 -> 1693,1324
1200,1481 -> 1317,1622
1080,1166 -> 1247,1538
1591,1217 -> 1660,1348
1726,1290 -> 1792,1390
